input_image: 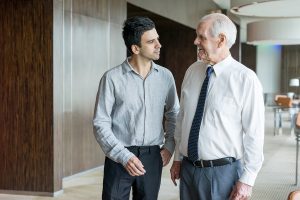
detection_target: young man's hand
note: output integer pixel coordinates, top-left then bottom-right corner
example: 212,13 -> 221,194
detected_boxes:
125,156 -> 146,176
160,148 -> 172,166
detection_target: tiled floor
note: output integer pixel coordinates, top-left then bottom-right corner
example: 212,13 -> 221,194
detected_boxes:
0,108 -> 299,200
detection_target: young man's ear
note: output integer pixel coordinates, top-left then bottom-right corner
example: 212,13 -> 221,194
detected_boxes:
131,45 -> 140,54
218,33 -> 226,48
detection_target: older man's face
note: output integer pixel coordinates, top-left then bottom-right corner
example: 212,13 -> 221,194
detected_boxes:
194,21 -> 220,65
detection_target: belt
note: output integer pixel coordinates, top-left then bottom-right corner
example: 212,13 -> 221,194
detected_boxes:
126,145 -> 160,156
184,156 -> 236,168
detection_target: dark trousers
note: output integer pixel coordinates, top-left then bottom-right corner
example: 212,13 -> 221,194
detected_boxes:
102,146 -> 163,200
180,158 -> 243,200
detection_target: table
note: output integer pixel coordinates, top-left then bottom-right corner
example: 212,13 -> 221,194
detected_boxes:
272,106 -> 298,136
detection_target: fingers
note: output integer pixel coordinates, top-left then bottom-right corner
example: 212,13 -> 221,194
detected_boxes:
170,170 -> 180,186
170,167 -> 177,186
160,149 -> 172,166
230,182 -> 252,200
171,175 -> 177,186
230,193 -> 251,200
125,156 -> 146,176
170,161 -> 181,186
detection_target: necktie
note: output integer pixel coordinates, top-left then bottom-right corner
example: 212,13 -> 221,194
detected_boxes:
188,66 -> 213,163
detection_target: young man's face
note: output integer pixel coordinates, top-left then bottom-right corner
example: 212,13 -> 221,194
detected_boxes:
194,21 -> 220,64
137,28 -> 162,61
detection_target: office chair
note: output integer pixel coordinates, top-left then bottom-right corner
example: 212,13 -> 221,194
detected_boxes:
273,96 -> 293,135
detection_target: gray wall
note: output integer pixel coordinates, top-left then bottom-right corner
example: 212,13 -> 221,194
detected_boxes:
256,45 -> 282,94
62,0 -> 126,177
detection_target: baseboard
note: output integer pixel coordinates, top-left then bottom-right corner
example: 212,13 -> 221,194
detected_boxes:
63,165 -> 104,181
0,189 -> 64,197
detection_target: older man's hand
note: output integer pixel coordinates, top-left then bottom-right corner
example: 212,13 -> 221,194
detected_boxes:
230,181 -> 252,200
170,161 -> 181,186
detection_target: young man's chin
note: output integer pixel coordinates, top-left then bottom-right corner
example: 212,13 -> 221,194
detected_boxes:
153,56 -> 160,60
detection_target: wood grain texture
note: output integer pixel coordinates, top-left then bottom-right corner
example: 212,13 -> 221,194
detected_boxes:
282,45 -> 300,94
157,24 -> 196,96
241,43 -> 257,72
0,0 -> 54,192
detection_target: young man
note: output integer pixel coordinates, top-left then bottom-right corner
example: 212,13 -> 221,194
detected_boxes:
93,16 -> 179,200
170,13 -> 264,200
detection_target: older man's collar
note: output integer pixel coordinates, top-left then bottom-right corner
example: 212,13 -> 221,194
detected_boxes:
212,55 -> 233,77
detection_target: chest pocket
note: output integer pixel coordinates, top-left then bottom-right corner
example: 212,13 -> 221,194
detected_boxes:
210,96 -> 241,122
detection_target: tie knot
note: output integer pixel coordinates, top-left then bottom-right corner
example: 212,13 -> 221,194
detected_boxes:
206,66 -> 213,77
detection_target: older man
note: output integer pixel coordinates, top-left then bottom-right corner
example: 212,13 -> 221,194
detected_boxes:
170,13 -> 264,200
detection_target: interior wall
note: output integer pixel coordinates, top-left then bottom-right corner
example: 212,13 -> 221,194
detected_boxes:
256,45 -> 281,94
62,0 -> 127,177
53,0 -> 64,192
0,0 -> 56,194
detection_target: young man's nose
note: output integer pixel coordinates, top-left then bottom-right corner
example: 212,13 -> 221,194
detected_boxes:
156,40 -> 162,48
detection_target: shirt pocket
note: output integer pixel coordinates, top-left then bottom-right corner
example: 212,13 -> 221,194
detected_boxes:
211,96 -> 241,122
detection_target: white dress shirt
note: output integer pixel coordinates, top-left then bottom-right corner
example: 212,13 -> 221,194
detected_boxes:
174,55 -> 264,186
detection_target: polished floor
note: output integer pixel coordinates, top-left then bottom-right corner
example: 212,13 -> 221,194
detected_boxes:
0,108 -> 299,200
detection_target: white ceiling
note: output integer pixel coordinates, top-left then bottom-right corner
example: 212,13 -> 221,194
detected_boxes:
230,0 -> 300,18
227,0 -> 300,45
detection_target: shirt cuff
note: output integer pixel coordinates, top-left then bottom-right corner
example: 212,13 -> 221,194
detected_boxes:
120,151 -> 135,166
163,140 -> 175,155
173,145 -> 182,161
239,170 -> 257,186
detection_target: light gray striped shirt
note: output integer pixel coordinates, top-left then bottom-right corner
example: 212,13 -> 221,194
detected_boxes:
93,59 -> 180,166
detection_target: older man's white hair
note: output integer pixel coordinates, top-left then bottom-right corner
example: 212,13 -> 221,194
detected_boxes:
200,13 -> 237,48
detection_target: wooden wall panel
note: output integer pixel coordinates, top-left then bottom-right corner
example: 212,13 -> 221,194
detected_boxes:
282,45 -> 300,94
157,24 -> 196,95
0,0 -> 54,193
241,43 -> 257,72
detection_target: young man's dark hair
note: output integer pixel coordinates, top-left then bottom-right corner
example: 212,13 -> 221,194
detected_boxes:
122,16 -> 155,54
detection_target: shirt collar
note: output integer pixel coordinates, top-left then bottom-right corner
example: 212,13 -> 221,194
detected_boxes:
122,57 -> 159,74
211,55 -> 233,77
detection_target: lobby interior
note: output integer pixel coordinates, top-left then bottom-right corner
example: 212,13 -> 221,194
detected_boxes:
1,0 -> 300,199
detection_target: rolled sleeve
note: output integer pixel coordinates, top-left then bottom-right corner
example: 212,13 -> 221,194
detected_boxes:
93,74 -> 131,165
